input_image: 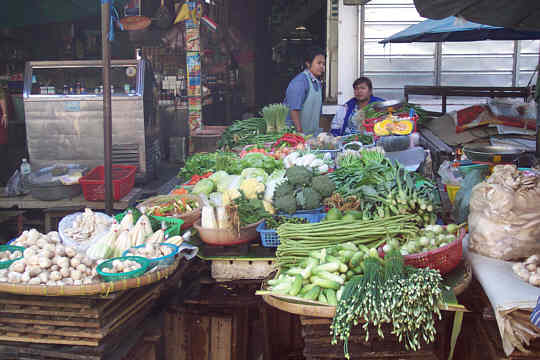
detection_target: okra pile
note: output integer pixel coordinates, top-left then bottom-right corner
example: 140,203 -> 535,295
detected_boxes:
267,242 -> 383,305
330,251 -> 446,359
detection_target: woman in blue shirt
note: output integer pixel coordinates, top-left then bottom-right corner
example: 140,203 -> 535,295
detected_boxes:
283,48 -> 326,135
331,77 -> 384,136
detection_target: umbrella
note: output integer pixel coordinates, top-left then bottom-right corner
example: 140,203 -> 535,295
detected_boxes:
413,0 -> 540,32
408,0 -> 540,157
380,16 -> 540,44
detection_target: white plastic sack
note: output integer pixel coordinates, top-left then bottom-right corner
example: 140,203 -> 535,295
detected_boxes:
468,165 -> 540,260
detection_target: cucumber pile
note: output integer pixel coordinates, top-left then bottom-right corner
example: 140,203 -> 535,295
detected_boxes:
267,242 -> 383,305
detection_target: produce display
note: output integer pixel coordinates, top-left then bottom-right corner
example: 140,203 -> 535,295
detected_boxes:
331,251 -> 445,357
100,259 -> 142,274
512,255 -> 540,287
125,243 -> 175,259
262,103 -> 289,133
264,215 -> 308,230
268,241 -> 381,304
275,215 -> 419,268
330,149 -> 439,225
6,229 -> 99,285
382,224 -> 462,255
142,195 -> 200,217
62,208 -> 112,243
306,132 -> 340,150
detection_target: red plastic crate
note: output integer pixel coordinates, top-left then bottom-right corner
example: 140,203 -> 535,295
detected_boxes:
80,165 -> 137,201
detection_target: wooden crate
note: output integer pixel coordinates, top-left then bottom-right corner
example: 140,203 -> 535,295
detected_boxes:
299,315 -> 449,360
164,308 -> 233,360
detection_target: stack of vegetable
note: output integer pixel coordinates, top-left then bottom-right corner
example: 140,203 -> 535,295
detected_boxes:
262,103 -> 289,133
283,151 -> 332,174
382,224 -> 462,256
267,242 -> 383,305
275,215 -> 419,268
331,251 -> 446,358
330,149 -> 439,226
272,166 -> 335,214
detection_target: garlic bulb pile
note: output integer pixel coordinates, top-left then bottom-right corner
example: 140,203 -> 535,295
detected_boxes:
2,229 -> 100,286
64,208 -> 112,243
101,259 -> 142,274
0,250 -> 22,262
512,255 -> 540,286
127,242 -> 174,259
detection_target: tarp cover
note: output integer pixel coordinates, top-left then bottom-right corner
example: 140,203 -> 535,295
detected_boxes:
380,16 -> 540,44
413,0 -> 540,31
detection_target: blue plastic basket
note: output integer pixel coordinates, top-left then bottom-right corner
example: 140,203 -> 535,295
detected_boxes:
257,213 -> 326,247
123,243 -> 180,268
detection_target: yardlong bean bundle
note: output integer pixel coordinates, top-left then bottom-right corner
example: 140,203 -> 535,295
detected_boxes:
275,215 -> 419,268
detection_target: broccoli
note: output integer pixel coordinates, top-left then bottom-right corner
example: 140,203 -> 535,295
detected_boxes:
312,174 -> 336,198
274,194 -> 297,215
296,187 -> 322,210
273,181 -> 294,200
286,166 -> 312,187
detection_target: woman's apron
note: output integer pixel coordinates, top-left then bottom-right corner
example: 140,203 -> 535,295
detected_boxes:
299,70 -> 322,136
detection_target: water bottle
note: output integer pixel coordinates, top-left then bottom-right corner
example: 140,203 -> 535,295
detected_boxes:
20,158 -> 31,176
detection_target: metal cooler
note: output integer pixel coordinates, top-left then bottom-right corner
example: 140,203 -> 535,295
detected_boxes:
23,59 -> 159,183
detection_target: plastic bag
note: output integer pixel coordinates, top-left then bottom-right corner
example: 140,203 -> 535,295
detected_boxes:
4,170 -> 29,197
451,167 -> 488,224
438,160 -> 463,185
468,165 -> 540,260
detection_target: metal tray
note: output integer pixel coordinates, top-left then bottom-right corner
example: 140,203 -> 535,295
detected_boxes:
463,144 -> 524,163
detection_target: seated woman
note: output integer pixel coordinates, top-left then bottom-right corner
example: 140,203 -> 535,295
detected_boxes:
330,77 -> 384,136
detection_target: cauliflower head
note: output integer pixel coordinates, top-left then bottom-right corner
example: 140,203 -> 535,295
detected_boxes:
240,178 -> 265,199
223,189 -> 241,205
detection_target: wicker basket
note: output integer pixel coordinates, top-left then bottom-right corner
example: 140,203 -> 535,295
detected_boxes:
137,194 -> 203,230
380,227 -> 466,274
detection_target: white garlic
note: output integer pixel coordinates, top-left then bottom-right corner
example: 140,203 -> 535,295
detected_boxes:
28,277 -> 41,285
38,272 -> 49,284
50,264 -> 60,272
526,263 -> 537,272
81,256 -> 93,267
55,244 -> 66,257
63,278 -> 74,286
71,270 -> 82,281
65,247 -> 77,258
9,260 -> 25,273
41,250 -> 53,260
57,257 -> 70,269
70,257 -> 81,268
36,238 -> 49,249
49,271 -> 62,281
23,248 -> 36,259
25,255 -> 39,266
38,257 -> 52,269
46,280 -> 57,286
21,272 -> 31,283
60,267 -> 71,278
8,272 -> 22,283
83,278 -> 93,285
73,279 -> 82,286
28,266 -> 41,277
44,243 -> 56,253
76,264 -> 88,274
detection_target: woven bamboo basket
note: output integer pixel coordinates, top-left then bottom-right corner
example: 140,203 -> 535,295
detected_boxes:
0,259 -> 180,297
137,194 -> 203,230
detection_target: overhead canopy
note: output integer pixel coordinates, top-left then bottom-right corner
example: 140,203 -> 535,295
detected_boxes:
0,0 -> 127,28
413,0 -> 540,32
380,16 -> 540,44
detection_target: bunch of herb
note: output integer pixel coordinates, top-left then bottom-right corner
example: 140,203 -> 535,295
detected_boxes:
331,250 -> 446,358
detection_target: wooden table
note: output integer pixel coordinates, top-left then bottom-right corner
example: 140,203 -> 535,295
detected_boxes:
0,188 -> 142,232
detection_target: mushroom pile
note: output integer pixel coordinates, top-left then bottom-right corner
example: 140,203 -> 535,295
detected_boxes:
2,229 -> 100,286
63,208 -> 112,243
512,255 -> 540,287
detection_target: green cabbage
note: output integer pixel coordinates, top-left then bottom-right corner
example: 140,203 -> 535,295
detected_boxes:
241,168 -> 268,183
193,178 -> 215,195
